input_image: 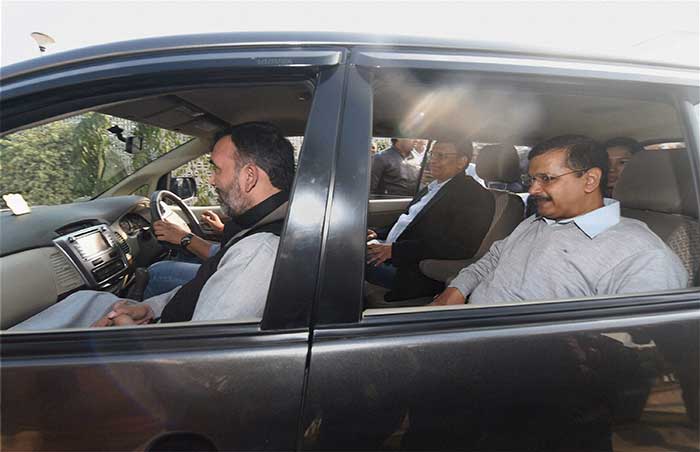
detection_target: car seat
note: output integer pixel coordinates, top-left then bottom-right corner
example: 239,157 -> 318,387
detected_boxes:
419,143 -> 525,284
614,150 -> 699,286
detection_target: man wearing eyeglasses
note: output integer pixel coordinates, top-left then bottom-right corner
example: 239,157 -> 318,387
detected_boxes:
367,140 -> 495,301
432,134 -> 686,306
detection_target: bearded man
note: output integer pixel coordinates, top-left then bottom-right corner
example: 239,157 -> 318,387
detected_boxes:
12,122 -> 294,330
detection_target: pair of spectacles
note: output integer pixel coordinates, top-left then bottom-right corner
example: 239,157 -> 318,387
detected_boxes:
521,168 -> 589,186
431,152 -> 459,161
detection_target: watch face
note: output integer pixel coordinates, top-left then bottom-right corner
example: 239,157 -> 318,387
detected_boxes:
181,234 -> 193,247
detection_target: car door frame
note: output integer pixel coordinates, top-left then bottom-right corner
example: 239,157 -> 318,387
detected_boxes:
0,43 -> 347,451
300,45 -> 700,450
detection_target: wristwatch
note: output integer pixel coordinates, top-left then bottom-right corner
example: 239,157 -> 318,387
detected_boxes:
180,233 -> 194,249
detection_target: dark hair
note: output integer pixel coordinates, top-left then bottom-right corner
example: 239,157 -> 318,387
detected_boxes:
528,135 -> 608,191
214,122 -> 296,192
391,138 -> 398,145
455,139 -> 474,161
435,139 -> 473,161
603,136 -> 644,154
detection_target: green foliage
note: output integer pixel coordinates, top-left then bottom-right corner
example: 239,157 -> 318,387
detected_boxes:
132,123 -> 186,169
172,154 -> 218,207
72,113 -> 113,196
0,113 -> 190,208
374,138 -> 392,152
0,120 -> 77,207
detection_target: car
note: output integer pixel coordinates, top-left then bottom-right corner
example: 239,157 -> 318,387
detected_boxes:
1,32 -> 698,451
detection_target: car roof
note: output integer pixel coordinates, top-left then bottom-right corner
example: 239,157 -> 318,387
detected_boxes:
1,32 -> 695,142
2,31 -> 698,81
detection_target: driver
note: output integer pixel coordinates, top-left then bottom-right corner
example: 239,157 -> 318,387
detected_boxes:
11,122 -> 295,330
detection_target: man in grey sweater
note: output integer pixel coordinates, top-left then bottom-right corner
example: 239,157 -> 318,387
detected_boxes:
432,135 -> 687,306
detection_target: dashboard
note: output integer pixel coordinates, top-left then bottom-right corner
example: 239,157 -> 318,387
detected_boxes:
119,213 -> 151,235
0,196 -> 166,328
54,224 -> 130,289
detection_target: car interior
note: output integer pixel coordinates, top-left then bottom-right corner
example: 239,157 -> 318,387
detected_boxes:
0,71 -> 698,330
364,70 -> 698,312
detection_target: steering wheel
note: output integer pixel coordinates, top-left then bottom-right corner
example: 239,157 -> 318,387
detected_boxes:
149,190 -> 204,239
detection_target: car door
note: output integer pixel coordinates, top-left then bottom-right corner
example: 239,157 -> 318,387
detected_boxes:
301,47 -> 700,451
1,39 -> 348,451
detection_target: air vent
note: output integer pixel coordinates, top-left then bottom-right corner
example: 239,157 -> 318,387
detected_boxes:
115,232 -> 131,256
50,250 -> 83,294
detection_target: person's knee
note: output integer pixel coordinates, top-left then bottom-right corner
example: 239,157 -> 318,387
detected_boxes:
147,261 -> 173,278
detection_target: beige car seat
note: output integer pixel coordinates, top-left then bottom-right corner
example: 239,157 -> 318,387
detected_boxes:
419,144 -> 525,284
614,150 -> 699,286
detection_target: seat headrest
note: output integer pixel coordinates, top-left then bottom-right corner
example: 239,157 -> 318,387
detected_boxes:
615,150 -> 698,218
476,144 -> 521,183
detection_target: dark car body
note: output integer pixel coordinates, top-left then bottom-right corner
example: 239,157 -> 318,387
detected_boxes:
1,33 -> 699,451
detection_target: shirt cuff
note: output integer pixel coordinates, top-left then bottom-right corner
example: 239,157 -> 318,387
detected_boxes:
447,272 -> 480,299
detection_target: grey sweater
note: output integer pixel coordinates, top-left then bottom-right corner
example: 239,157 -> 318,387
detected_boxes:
449,209 -> 687,305
11,233 -> 279,331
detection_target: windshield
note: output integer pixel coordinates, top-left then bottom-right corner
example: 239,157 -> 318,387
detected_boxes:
0,112 -> 192,208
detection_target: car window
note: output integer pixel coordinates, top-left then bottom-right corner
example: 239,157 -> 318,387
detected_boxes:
362,69 -> 698,316
0,113 -> 191,208
1,80 -> 317,332
369,136 -> 428,198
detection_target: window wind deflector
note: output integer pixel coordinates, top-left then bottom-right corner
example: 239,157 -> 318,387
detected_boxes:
350,49 -> 700,87
0,49 -> 343,100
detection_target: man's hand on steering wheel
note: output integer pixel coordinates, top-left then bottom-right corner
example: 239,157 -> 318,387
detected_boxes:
153,219 -> 192,245
150,190 -> 204,238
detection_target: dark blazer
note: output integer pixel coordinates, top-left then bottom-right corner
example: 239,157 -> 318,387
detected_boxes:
378,171 -> 495,301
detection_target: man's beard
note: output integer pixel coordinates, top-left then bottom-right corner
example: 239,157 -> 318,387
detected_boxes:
217,183 -> 250,218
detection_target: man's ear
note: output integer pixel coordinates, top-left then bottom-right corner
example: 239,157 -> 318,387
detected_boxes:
242,164 -> 259,193
583,167 -> 602,193
456,155 -> 469,171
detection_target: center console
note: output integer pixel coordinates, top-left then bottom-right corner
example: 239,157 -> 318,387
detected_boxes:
54,224 -> 129,289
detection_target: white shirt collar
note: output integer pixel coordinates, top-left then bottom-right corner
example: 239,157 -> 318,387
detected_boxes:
428,177 -> 452,192
541,198 -> 620,238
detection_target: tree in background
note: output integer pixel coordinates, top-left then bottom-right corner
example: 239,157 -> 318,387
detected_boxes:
172,154 -> 217,206
72,113 -> 113,196
132,122 -> 188,170
0,120 -> 76,206
0,113 -> 190,208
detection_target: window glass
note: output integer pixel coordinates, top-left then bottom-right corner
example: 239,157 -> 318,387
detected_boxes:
369,137 -> 428,198
0,113 -> 191,208
364,69 -> 697,313
644,142 -> 686,151
132,184 -> 150,197
2,80 -> 314,332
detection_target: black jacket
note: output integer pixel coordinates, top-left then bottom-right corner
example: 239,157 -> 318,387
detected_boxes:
378,172 -> 495,301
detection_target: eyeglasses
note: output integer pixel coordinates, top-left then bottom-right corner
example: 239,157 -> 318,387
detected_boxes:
521,168 -> 589,187
431,152 -> 459,161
